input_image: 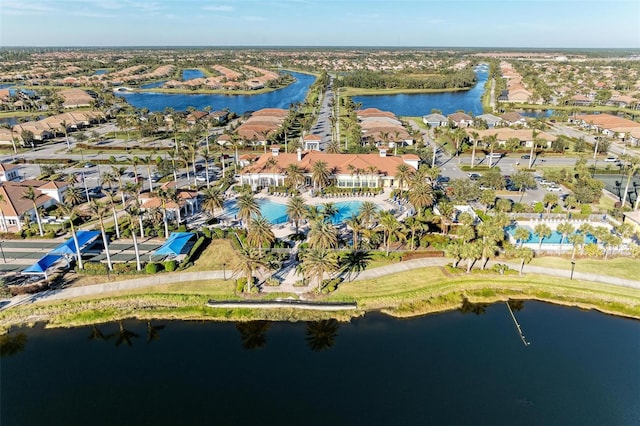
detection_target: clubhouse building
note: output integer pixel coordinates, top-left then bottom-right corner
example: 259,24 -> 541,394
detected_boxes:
238,146 -> 420,191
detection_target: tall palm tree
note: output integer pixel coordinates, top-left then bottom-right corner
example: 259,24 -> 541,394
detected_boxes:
124,203 -> 142,271
619,155 -> 638,208
357,201 -> 377,228
407,181 -> 434,215
344,215 -> 364,250
534,223 -> 552,250
477,216 -> 505,269
201,187 -> 224,219
141,155 -> 155,192
0,194 -> 7,232
247,215 -> 275,255
156,188 -> 171,239
87,200 -> 113,271
100,171 -> 116,193
236,192 -> 260,226
395,163 -> 413,191
64,186 -> 84,206
284,163 -> 305,191
320,202 -> 338,222
377,210 -> 405,256
56,203 -> 84,270
568,232 -> 585,259
437,202 -> 455,235
286,195 -> 308,233
102,189 -> 121,240
311,160 -> 330,191
111,166 -> 127,207
513,226 -> 531,247
300,247 -> 338,292
233,247 -> 268,293
543,193 -> 559,216
308,219 -> 338,249
461,240 -> 483,273
404,216 -> 426,251
557,222 -> 575,252
21,186 -> 43,236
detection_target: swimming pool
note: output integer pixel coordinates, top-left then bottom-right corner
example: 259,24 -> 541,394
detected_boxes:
224,199 -> 365,225
506,225 -> 597,245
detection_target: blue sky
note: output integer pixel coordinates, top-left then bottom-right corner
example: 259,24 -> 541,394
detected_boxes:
2,0 -> 639,48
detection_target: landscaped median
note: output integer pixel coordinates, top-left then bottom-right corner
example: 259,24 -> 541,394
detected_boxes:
1,264 -> 639,333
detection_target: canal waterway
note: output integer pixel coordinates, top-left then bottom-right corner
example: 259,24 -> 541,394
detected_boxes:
2,301 -> 638,426
115,71 -> 315,114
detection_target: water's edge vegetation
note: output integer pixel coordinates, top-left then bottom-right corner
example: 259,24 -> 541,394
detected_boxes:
1,268 -> 638,333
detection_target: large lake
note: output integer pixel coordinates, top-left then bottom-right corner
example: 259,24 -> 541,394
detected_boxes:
2,301 -> 638,426
352,68 -> 489,117
115,71 -> 316,114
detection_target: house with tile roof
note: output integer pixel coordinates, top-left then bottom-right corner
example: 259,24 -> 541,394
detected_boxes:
476,113 -> 502,128
0,180 -> 68,232
138,182 -> 199,222
422,113 -> 448,128
238,148 -> 419,191
0,163 -> 20,182
447,112 -> 473,128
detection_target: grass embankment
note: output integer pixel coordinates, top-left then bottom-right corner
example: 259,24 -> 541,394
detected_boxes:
2,263 -> 638,332
508,103 -> 640,116
529,257 -> 640,281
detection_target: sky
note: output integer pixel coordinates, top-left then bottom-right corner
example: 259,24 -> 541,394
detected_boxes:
1,0 -> 639,48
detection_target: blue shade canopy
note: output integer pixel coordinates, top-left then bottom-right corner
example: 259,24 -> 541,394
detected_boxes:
22,254 -> 63,274
153,232 -> 195,257
50,231 -> 100,255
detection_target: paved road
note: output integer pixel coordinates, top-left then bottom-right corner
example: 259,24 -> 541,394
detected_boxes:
310,75 -> 335,150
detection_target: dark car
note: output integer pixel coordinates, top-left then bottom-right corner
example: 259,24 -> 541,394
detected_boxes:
521,154 -> 531,159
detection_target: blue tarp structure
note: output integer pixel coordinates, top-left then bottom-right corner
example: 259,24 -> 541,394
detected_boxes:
22,254 -> 63,279
50,230 -> 100,255
151,232 -> 195,260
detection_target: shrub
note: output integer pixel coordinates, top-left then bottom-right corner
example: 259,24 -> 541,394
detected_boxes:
266,277 -> 280,287
202,227 -> 212,239
420,234 -> 451,249
145,262 -> 162,274
580,204 -> 592,215
164,260 -> 177,272
321,277 -> 343,293
79,261 -> 108,275
212,227 -> 225,239
177,225 -> 188,233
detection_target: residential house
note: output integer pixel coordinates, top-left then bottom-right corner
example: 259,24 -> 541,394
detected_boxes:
0,163 -> 20,182
59,88 -> 93,108
476,113 -> 502,128
500,112 -> 527,127
303,134 -> 322,151
0,180 -> 68,232
139,183 -> 199,222
422,113 -> 448,128
447,112 -> 474,128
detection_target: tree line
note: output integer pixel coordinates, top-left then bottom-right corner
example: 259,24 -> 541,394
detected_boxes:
335,68 -> 476,90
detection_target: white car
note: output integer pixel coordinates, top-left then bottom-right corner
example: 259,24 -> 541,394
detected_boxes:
604,157 -> 618,162
547,186 -> 562,192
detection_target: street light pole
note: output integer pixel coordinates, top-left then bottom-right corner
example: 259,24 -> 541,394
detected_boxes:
570,261 -> 575,280
0,241 -> 6,263
223,262 -> 226,280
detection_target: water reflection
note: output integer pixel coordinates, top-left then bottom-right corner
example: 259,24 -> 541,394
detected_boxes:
0,332 -> 27,357
115,321 -> 140,347
146,321 -> 165,343
460,297 -> 490,315
236,321 -> 271,350
305,319 -> 340,352
88,324 -> 114,342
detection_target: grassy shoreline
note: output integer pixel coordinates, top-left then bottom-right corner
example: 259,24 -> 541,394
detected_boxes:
340,86 -> 470,96
1,266 -> 638,333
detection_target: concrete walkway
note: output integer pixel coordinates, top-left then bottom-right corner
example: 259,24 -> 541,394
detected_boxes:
1,257 -> 638,311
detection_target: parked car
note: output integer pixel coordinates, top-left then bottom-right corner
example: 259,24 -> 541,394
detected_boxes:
547,186 -> 562,192
487,153 -> 503,159
521,154 -> 531,159
83,162 -> 95,168
604,157 -> 618,162
468,173 -> 481,181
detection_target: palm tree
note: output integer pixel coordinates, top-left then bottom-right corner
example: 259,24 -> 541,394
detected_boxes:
87,200 -> 113,271
619,155 -> 638,208
395,163 -> 413,190
436,202 -> 454,235
407,181 -> 434,215
534,223 -> 552,250
141,156 -> 155,192
0,194 -> 7,232
102,189 -> 121,240
321,202 -> 338,222
100,171 -> 116,193
344,215 -> 364,250
125,203 -> 143,271
445,241 -> 464,268
111,166 -> 127,207
300,247 -> 338,292
568,232 -> 585,259
64,185 -> 84,206
484,134 -> 499,168
513,226 -> 531,247
557,222 -> 575,252
247,215 -> 275,255
284,164 -> 305,191
201,187 -> 224,219
286,195 -> 308,233
377,210 -> 405,256
311,160 -> 330,191
469,131 -> 479,167
308,219 -> 338,249
477,218 -> 503,270
357,201 -> 377,228
236,192 -> 260,226
507,246 -> 533,275
57,203 -> 84,270
21,186 -> 43,236
404,216 -> 426,251
233,247 -> 268,293
543,193 -> 559,216
461,240 -> 483,273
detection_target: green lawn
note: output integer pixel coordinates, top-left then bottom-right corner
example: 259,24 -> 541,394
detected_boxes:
187,239 -> 237,272
529,256 -> 640,281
